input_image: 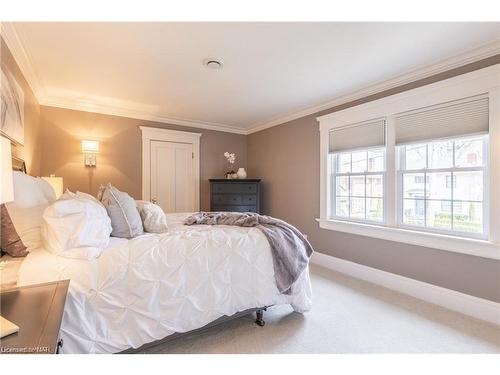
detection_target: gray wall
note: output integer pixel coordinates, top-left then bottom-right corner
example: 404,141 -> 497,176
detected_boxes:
248,55 -> 500,303
39,106 -> 247,211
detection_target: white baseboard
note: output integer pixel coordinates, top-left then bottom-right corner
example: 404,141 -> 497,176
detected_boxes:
311,252 -> 500,326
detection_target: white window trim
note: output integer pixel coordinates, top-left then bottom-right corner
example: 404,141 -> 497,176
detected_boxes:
316,218 -> 499,260
317,64 -> 500,260
140,126 -> 201,211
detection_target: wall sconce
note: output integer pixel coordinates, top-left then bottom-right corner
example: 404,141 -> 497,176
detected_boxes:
81,140 -> 99,167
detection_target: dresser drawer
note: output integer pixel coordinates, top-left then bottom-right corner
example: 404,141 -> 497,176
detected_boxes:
213,194 -> 240,205
210,179 -> 261,214
213,205 -> 258,213
212,183 -> 257,194
240,195 -> 257,205
213,194 -> 257,205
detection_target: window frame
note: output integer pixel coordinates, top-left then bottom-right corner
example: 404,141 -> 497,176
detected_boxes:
317,64 -> 500,260
396,135 -> 489,240
330,146 -> 386,225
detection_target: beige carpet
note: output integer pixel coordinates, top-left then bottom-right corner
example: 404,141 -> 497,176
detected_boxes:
138,264 -> 500,354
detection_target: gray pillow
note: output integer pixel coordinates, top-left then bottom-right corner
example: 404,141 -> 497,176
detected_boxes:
97,184 -> 143,238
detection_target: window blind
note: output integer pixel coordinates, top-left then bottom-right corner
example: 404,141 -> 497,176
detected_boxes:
329,119 -> 385,153
395,95 -> 489,145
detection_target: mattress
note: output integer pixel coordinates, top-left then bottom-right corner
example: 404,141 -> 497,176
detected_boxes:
17,213 -> 312,353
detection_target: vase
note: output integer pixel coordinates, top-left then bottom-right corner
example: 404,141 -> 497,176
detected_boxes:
236,168 -> 247,179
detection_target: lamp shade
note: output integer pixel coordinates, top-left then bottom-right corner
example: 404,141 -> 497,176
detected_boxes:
0,136 -> 14,204
81,140 -> 99,153
42,175 -> 63,199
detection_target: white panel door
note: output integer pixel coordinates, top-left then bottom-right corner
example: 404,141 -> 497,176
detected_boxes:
150,140 -> 194,213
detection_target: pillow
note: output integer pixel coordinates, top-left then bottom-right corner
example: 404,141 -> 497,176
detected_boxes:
58,189 -> 76,200
97,184 -> 143,238
77,191 -> 103,205
59,190 -> 102,205
136,200 -> 168,233
42,193 -> 112,259
1,172 -> 56,257
1,204 -> 28,257
10,171 -> 56,207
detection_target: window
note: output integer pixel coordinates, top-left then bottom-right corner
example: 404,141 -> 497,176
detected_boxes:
328,118 -> 386,223
399,135 -> 486,236
318,66 -> 500,258
332,148 -> 385,222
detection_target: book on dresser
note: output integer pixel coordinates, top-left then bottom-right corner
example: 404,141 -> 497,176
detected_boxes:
209,179 -> 261,214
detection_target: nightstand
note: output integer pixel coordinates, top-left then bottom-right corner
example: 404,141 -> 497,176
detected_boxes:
0,280 -> 69,354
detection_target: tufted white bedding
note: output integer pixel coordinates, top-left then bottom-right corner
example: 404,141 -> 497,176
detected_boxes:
17,213 -> 312,353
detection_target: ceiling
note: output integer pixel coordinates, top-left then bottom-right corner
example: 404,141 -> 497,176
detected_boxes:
5,22 -> 500,133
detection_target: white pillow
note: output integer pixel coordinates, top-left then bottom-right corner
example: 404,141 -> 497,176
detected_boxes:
42,193 -> 112,259
136,200 -> 169,233
58,189 -> 76,200
76,191 -> 103,205
11,171 -> 56,207
59,190 -> 102,205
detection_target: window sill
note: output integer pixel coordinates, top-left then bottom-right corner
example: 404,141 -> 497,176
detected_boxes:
316,218 -> 500,260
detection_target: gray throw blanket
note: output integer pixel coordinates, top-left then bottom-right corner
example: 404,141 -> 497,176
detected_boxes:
184,212 -> 313,294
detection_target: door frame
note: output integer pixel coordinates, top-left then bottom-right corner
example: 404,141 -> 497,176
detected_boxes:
140,126 -> 202,211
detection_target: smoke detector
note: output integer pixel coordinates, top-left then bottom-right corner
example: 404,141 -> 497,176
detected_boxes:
203,58 -> 223,70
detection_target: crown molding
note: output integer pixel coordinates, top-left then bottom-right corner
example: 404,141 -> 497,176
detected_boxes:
1,22 -> 46,100
2,22 -> 247,135
3,21 -> 499,137
40,93 -> 248,135
246,40 -> 500,134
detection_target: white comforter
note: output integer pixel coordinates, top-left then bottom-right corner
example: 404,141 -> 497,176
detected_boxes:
17,213 -> 312,353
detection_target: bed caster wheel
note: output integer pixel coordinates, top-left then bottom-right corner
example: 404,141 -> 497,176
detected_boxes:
255,309 -> 265,327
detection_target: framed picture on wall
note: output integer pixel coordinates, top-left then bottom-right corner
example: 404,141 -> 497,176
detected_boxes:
12,155 -> 26,173
0,63 -> 25,145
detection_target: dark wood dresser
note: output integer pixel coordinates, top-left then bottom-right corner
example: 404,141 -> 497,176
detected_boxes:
0,280 -> 69,354
210,179 -> 261,213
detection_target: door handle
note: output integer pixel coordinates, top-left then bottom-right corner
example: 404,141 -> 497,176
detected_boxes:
151,197 -> 158,204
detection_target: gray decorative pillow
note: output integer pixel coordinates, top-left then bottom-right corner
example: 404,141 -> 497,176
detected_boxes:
1,204 -> 28,257
97,184 -> 143,238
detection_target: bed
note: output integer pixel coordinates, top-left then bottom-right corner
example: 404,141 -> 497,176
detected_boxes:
15,212 -> 312,353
